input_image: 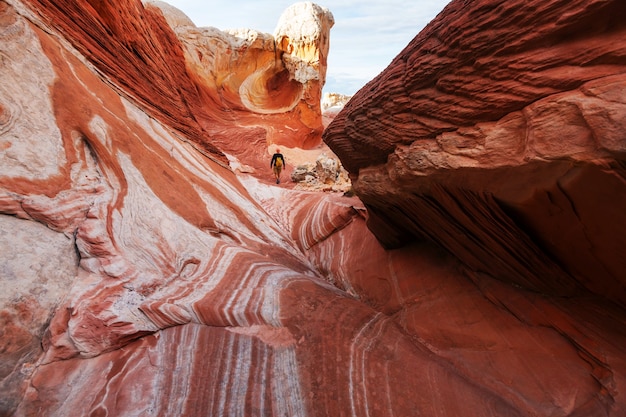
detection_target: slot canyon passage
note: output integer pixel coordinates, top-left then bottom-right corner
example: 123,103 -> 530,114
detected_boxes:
1,0 -> 626,416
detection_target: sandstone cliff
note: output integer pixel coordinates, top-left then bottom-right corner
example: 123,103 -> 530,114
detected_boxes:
323,0 -> 626,414
1,0 -> 626,417
325,0 -> 626,310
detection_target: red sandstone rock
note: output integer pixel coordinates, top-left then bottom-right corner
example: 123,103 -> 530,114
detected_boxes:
322,0 -> 626,414
2,0 -> 626,417
324,0 -> 626,307
20,0 -> 332,182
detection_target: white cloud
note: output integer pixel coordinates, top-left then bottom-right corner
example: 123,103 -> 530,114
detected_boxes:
161,0 -> 450,95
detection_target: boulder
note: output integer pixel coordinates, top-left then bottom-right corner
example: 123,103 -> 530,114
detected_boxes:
290,153 -> 351,192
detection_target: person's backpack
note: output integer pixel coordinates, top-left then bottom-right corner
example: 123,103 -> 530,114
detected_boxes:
275,155 -> 283,168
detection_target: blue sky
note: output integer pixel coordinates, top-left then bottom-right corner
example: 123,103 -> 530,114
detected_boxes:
162,1 -> 450,95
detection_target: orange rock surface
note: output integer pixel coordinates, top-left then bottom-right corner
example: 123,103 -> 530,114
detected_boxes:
322,0 -> 626,414
1,0 -> 626,416
325,0 -> 626,306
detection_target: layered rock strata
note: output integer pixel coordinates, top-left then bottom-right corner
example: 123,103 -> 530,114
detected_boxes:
1,0 -> 626,416
17,0 -> 333,179
324,0 -> 626,307
322,0 -> 626,414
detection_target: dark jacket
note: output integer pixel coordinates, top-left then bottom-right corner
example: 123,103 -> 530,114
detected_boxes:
271,153 -> 285,168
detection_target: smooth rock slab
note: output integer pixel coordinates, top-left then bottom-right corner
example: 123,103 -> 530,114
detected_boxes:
0,215 -> 77,414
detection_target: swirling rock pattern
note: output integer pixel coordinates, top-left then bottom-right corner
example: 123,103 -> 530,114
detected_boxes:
1,1 -> 626,417
149,0 -> 333,151
18,0 -> 332,183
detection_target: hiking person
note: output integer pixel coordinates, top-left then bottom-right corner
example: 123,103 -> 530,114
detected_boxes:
270,148 -> 285,184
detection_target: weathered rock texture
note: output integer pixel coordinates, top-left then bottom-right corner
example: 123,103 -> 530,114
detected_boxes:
321,92 -> 351,127
149,0 -> 333,151
14,0 -> 332,183
323,0 -> 626,414
325,0 -> 626,306
1,0 -> 626,417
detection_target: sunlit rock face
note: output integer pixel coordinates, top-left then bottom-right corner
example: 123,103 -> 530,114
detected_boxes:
2,1 -> 626,417
0,0 -> 326,414
325,0 -> 626,306
17,0 -> 332,182
148,0 -> 333,152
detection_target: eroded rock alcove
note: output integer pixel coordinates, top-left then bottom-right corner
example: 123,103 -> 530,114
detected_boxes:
1,0 -> 625,416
